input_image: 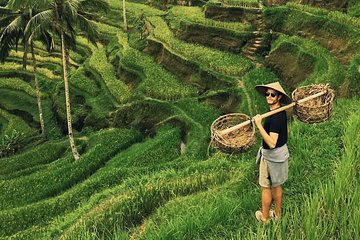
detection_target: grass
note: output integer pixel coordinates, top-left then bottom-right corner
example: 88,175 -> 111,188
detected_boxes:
0,108 -> 37,139
270,35 -> 346,89
113,32 -> 198,100
286,2 -> 360,29
0,62 -> 60,80
0,140 -> 68,177
245,99 -> 360,239
89,44 -> 131,103
0,78 -> 38,97
167,6 -> 251,32
221,0 -> 259,7
147,16 -> 253,77
0,128 -> 142,237
0,2 -> 358,239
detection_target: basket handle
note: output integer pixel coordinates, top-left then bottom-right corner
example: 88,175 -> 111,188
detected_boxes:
218,90 -> 328,136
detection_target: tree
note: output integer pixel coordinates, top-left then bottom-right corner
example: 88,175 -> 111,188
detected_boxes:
25,0 -> 109,160
0,2 -> 53,138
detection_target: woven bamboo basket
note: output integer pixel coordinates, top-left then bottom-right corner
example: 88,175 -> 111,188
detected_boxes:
292,84 -> 335,123
211,113 -> 255,153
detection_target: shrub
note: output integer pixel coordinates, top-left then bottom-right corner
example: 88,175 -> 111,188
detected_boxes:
0,109 -> 37,139
0,129 -> 24,158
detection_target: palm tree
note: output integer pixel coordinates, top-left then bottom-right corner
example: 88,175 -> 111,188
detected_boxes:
0,2 -> 52,138
25,0 -> 109,160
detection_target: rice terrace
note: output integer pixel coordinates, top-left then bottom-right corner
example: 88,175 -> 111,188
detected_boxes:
0,0 -> 359,239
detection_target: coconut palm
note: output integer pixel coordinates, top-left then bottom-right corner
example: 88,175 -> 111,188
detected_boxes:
0,2 -> 53,138
24,0 -> 109,160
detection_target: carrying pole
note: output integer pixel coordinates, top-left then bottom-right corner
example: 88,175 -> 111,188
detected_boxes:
218,90 -> 328,136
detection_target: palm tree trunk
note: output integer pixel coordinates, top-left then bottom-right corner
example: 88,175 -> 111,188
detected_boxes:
60,32 -> 80,160
122,0 -> 128,31
22,41 -> 28,69
30,42 -> 46,138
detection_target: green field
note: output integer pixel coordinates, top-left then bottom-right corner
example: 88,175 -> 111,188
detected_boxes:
0,0 -> 359,239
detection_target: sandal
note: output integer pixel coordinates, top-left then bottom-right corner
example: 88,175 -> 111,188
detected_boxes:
255,210 -> 270,224
269,209 -> 280,220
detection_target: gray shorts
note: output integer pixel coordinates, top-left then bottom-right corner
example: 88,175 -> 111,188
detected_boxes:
259,156 -> 288,188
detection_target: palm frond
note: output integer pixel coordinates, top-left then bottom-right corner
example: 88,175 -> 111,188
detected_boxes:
24,9 -> 53,38
78,0 -> 109,14
0,31 -> 19,62
0,15 -> 21,42
77,13 -> 98,45
37,30 -> 54,52
7,0 -> 52,10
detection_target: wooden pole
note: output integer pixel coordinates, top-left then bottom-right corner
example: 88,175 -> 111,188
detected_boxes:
218,90 -> 328,136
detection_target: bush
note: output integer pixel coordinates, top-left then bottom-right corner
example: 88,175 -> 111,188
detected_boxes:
0,129 -> 24,158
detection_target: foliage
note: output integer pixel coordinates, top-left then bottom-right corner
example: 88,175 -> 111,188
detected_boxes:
0,108 -> 37,138
0,129 -> 24,158
147,16 -> 253,77
167,6 -> 250,32
69,66 -> 100,96
0,140 -> 67,176
0,62 -> 60,80
271,35 -> 346,89
286,2 -> 360,29
221,0 -> 259,7
89,44 -> 131,103
0,1 -> 359,239
0,77 -> 37,96
0,129 -> 141,237
263,5 -> 360,45
345,54 -> 360,97
112,33 -> 197,100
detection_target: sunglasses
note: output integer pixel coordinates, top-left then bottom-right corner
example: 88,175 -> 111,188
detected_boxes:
265,92 -> 278,97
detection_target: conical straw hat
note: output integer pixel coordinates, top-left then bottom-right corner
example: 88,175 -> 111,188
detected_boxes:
255,82 -> 292,104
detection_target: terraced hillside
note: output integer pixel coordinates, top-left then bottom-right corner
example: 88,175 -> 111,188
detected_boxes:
0,0 -> 359,239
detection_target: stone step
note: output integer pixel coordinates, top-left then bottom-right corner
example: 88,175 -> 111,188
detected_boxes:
243,49 -> 254,54
244,49 -> 256,55
246,55 -> 257,61
253,43 -> 262,47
